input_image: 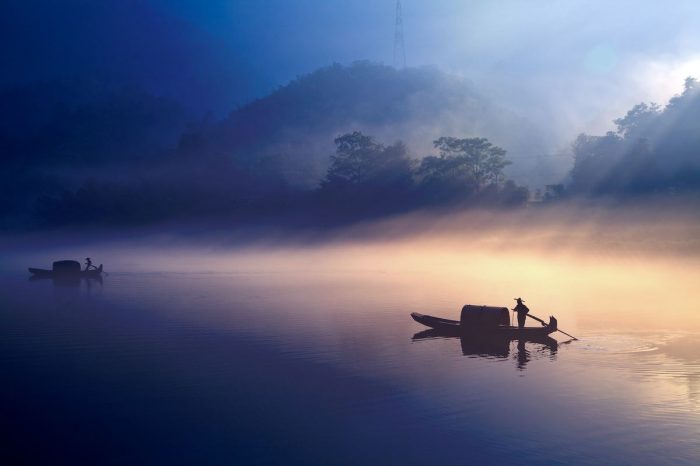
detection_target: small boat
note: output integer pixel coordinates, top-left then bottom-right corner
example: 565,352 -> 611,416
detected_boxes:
28,260 -> 103,278
411,310 -> 558,339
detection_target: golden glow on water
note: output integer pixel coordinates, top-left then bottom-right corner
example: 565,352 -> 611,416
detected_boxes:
58,206 -> 699,334
4,208 -> 700,465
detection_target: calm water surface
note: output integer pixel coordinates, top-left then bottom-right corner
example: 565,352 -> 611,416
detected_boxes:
1,244 -> 700,465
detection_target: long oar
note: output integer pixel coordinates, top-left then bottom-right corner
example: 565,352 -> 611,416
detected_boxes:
527,313 -> 578,341
526,313 -> 547,325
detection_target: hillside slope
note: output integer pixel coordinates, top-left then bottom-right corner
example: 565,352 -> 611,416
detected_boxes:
214,62 -> 557,187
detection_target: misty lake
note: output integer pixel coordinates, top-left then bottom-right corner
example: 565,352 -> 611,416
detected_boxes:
2,218 -> 700,465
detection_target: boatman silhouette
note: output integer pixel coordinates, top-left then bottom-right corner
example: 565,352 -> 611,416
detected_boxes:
84,257 -> 96,271
513,297 -> 529,328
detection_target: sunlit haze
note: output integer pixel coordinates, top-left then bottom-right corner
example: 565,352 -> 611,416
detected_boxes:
3,1 -> 700,465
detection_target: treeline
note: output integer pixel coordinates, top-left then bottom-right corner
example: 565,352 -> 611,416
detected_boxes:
319,132 -> 528,217
209,61 -> 549,188
0,62 -> 544,230
566,77 -> 700,197
23,132 -> 528,229
3,64 -> 700,231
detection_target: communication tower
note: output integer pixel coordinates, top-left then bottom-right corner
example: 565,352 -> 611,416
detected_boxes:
393,1 -> 406,68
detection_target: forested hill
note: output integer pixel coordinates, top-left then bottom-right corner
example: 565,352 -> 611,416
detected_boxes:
569,77 -> 700,196
210,62 -> 554,187
1,62 -> 543,229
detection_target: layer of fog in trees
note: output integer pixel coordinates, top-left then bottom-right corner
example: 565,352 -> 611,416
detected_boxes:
2,63 -> 699,231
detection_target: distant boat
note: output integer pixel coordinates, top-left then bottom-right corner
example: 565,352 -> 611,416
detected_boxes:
411,304 -> 558,339
28,260 -> 103,278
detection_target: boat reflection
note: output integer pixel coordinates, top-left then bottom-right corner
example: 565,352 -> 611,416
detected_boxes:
29,274 -> 103,288
413,329 -> 560,370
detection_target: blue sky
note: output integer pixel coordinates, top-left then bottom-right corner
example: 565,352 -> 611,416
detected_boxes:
157,0 -> 700,137
3,0 -> 700,136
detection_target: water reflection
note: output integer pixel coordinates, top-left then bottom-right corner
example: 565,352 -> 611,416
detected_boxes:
652,335 -> 700,411
2,266 -> 700,465
29,274 -> 103,288
413,330 -> 560,370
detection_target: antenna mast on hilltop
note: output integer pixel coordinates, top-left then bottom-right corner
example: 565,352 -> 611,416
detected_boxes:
393,1 -> 406,68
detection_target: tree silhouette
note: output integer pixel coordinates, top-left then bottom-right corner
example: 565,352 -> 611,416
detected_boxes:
569,76 -> 700,195
322,131 -> 414,191
319,131 -> 414,214
613,103 -> 660,139
430,137 -> 511,190
416,137 -> 511,198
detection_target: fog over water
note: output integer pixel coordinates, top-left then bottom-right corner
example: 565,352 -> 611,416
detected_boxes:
4,1 -> 700,464
6,203 -> 700,333
3,204 -> 700,465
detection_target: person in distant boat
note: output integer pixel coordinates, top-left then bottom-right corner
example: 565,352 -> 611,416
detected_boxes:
513,297 -> 529,328
84,257 -> 96,271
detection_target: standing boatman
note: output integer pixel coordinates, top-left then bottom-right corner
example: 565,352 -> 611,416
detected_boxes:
513,297 -> 529,328
84,257 -> 96,271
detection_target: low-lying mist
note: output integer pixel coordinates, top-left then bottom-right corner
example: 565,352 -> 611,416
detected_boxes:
4,202 -> 700,334
5,199 -> 700,263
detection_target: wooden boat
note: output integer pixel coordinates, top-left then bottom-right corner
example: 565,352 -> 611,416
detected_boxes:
411,312 -> 558,338
29,260 -> 103,278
